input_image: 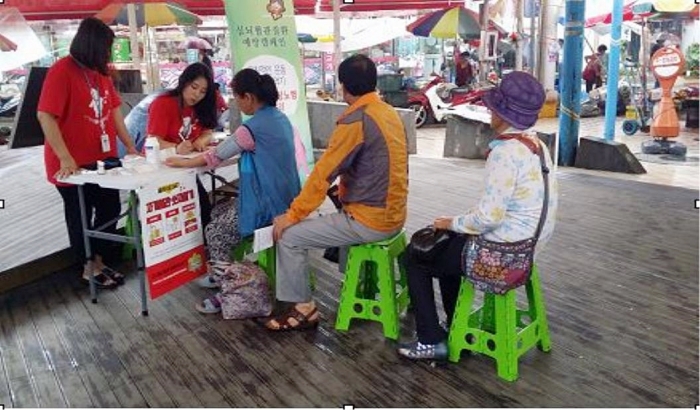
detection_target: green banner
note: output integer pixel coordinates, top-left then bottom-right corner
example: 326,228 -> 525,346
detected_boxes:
224,0 -> 315,180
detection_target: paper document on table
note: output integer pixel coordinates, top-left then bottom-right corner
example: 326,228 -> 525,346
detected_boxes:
253,225 -> 274,252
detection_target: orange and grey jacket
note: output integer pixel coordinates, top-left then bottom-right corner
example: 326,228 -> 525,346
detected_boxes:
286,92 -> 408,232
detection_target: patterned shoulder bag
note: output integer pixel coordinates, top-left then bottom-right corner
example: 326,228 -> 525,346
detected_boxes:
462,140 -> 550,294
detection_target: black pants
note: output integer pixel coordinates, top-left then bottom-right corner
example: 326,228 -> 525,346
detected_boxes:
585,77 -> 603,93
405,234 -> 469,345
196,177 -> 212,229
56,184 -> 121,266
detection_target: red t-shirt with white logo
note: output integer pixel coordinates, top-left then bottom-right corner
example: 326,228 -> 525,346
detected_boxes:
38,57 -> 121,186
146,94 -> 207,145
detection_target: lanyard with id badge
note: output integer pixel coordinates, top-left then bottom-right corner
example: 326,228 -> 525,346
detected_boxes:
76,59 -> 111,153
178,97 -> 193,142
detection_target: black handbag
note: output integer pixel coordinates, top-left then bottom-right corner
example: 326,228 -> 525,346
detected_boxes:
408,226 -> 454,262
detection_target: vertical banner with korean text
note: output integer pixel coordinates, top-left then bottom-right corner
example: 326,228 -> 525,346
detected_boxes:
138,171 -> 206,299
224,0 -> 315,180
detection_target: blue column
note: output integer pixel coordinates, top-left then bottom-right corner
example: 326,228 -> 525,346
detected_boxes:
604,0 -> 624,140
557,0 -> 586,166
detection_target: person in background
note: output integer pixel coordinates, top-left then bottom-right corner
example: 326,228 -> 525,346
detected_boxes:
454,51 -> 474,88
583,45 -> 607,93
397,71 -> 558,361
556,39 -> 564,73
165,68 -> 303,315
37,17 -> 139,289
397,68 -> 416,91
120,92 -> 159,157
261,54 -> 409,331
146,62 -> 218,227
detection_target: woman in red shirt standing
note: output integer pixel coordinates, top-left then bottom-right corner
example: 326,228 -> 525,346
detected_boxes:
37,17 -> 139,289
146,62 -> 218,226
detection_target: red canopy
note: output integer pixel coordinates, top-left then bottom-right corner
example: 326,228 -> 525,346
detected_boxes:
317,0 -> 466,13
585,1 -> 638,28
1,0 -> 318,20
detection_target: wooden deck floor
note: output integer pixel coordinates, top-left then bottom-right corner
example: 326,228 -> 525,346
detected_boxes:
0,154 -> 698,407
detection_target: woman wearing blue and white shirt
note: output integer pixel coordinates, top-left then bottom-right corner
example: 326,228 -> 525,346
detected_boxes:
398,71 -> 558,361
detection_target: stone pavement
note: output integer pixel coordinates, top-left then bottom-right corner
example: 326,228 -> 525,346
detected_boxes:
416,116 -> 699,190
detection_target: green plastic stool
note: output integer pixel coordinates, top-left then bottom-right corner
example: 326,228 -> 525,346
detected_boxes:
231,236 -> 276,289
335,230 -> 409,340
122,193 -> 138,260
447,264 -> 551,382
231,237 -> 317,293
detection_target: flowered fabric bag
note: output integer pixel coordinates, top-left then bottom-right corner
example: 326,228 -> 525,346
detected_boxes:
211,261 -> 272,320
462,141 -> 550,294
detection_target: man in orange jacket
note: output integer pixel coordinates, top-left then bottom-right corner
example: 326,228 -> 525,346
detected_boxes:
262,54 -> 409,331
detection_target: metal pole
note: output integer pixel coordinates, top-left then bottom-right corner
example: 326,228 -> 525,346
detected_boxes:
603,0 -> 624,141
529,13 -> 537,74
333,0 -> 342,100
78,185 -> 97,303
515,0 -> 524,71
479,0 -> 490,81
538,0 -> 560,90
557,0 -> 586,166
129,192 -> 149,316
640,19 -> 649,124
127,4 -> 141,68
537,0 -> 548,81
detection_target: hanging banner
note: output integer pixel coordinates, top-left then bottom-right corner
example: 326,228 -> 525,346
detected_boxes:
224,0 -> 315,180
138,171 -> 206,299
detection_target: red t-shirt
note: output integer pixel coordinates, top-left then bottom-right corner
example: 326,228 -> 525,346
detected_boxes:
146,94 -> 208,145
38,57 -> 121,185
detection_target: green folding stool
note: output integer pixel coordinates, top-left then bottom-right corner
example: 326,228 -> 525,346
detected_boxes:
447,264 -> 551,382
231,236 -> 276,290
335,230 -> 409,340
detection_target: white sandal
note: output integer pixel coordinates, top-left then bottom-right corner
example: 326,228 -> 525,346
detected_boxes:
195,295 -> 222,314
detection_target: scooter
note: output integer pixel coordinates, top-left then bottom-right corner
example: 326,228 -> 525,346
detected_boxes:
0,82 -> 21,118
407,75 -> 489,128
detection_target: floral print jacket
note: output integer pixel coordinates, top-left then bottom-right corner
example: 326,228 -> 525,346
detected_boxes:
451,133 -> 558,250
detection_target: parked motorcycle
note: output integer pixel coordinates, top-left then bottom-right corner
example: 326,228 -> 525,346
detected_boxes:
407,75 -> 488,128
0,80 -> 23,118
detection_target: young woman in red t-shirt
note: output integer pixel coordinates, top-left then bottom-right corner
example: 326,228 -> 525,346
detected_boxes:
146,62 -> 218,226
37,18 -> 139,289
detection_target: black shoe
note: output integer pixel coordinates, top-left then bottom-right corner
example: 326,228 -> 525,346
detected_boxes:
397,340 -> 448,361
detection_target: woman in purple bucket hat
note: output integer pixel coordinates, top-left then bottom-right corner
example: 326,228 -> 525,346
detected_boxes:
398,71 -> 559,361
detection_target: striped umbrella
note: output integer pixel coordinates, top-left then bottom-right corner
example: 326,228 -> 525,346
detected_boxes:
96,2 -> 201,27
585,1 -> 638,28
407,6 -> 483,39
0,33 -> 18,52
633,1 -> 698,18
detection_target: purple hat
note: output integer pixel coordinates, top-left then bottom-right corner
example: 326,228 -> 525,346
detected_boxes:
482,71 -> 545,130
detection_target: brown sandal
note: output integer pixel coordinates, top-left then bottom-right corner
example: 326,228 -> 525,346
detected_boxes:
261,305 -> 319,331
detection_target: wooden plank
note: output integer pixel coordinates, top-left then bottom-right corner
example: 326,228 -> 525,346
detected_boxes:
3,285 -> 63,408
52,282 -> 149,408
118,279 -> 301,407
93,285 -> 205,407
0,296 -> 13,407
61,288 -> 177,408
108,280 -> 248,408
0,146 -> 69,273
39,279 -> 122,408
24,284 -> 93,408
0,154 -> 697,407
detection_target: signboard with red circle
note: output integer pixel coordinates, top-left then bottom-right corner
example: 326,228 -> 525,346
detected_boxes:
650,47 -> 685,80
